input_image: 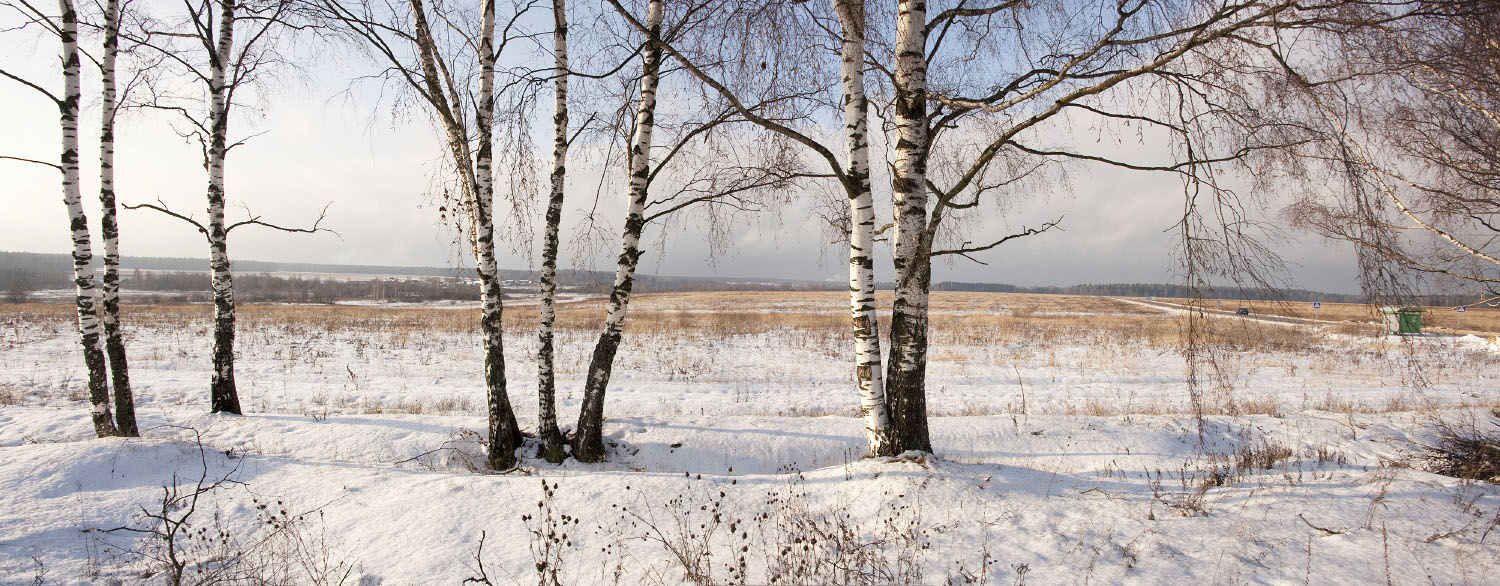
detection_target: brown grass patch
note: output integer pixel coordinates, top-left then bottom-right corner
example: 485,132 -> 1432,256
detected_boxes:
0,291 -> 1341,353
1160,297 -> 1500,335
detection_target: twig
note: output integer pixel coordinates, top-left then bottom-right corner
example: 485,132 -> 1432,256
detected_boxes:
463,530 -> 496,585
1299,514 -> 1345,536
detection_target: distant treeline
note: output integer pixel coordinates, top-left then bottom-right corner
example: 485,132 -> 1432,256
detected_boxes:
0,250 -> 468,278
0,251 -> 835,294
0,268 -> 480,304
120,271 -> 481,303
928,281 -> 1365,301
0,250 -> 1480,306
928,281 -> 1477,306
1,268 -> 71,301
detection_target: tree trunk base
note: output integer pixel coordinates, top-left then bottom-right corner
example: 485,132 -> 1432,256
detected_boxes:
488,441 -> 518,471
536,427 -> 567,463
570,432 -> 606,463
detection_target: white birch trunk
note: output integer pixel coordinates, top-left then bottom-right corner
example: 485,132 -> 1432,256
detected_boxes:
408,0 -> 522,468
885,0 -> 933,453
206,0 -> 240,415
535,0 -> 569,463
473,0 -> 522,469
60,0 -> 117,438
834,0 -> 893,457
98,0 -> 137,435
571,0 -> 663,463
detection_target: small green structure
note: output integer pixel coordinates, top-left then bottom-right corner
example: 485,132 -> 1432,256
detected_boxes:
1380,306 -> 1426,335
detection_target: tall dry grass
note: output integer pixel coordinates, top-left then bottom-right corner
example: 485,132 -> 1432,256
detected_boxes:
0,291 -> 1357,353
5,291 -> 1497,417
1162,297 -> 1500,335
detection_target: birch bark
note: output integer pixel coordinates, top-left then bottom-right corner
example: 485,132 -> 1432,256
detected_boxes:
474,0 -> 523,468
98,0 -> 137,435
206,0 -> 240,415
571,0 -> 663,463
60,0 -> 118,437
833,0 -> 893,457
408,0 -> 523,468
885,0 -> 932,453
535,0 -> 569,463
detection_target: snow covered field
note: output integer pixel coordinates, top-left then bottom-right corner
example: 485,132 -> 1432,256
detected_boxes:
1,292 -> 1498,584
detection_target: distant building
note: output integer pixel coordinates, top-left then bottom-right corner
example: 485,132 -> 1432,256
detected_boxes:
1380,306 -> 1425,335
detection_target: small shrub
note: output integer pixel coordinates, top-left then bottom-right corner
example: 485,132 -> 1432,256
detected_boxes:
1424,419 -> 1500,482
99,435 -> 360,585
395,428 -> 490,473
1235,440 -> 1294,471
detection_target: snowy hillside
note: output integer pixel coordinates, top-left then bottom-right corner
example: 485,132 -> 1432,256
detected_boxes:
2,292 -> 1497,584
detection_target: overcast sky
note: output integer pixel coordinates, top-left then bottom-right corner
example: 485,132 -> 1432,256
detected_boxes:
0,24 -> 1364,294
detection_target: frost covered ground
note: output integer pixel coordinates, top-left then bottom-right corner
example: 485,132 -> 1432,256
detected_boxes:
1,292 -> 1498,584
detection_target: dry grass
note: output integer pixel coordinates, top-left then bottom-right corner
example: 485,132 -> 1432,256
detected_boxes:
1161,297 -> 1500,335
3,290 -> 1467,380
0,291 -> 1360,354
6,292 -> 1492,341
6,291 -> 1493,418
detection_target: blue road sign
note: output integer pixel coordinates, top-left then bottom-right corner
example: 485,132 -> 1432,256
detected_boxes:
1458,306 -> 1467,313
1313,302 -> 1321,309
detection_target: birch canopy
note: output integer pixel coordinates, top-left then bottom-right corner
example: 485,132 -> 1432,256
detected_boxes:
615,0 -> 1402,456
115,0 -> 335,417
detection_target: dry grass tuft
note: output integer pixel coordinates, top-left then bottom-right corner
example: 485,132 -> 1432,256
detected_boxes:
1424,417 -> 1500,482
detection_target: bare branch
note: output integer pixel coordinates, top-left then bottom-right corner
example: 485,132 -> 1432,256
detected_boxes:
0,155 -> 62,171
0,67 -> 61,104
601,0 -> 851,193
122,198 -> 209,237
225,202 -> 340,238
931,217 -> 1064,263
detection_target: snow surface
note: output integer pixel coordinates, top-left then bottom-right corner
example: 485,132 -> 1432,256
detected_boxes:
1,296 -> 1498,584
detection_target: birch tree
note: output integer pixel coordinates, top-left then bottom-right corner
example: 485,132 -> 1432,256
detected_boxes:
881,0 -> 933,452
322,0 -> 532,468
869,0 -> 1332,452
834,0 -> 892,456
569,0 -> 665,463
873,0 -> 1441,449
1,0 -> 119,437
123,0 -> 333,415
96,0 -> 137,436
601,0 -> 912,455
629,0 -> 1375,454
534,0 -> 570,463
568,0 -> 808,462
63,0 -> 118,436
